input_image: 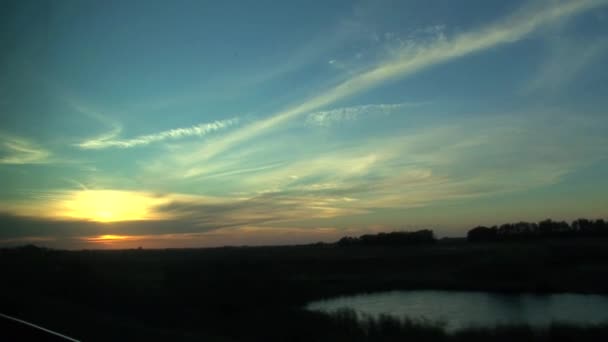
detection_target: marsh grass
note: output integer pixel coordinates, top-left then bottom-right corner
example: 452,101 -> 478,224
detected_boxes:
298,309 -> 608,342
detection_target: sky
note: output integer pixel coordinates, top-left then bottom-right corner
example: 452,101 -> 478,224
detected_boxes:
1,0 -> 608,249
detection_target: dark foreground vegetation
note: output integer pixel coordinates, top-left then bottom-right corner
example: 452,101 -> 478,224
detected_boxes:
2,221 -> 608,341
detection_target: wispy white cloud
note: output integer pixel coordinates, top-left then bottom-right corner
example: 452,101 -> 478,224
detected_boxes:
182,111 -> 608,213
66,96 -> 239,150
306,102 -> 422,126
0,134 -> 50,164
77,118 -> 239,149
526,36 -> 608,93
353,113 -> 608,208
186,0 -> 606,165
65,98 -> 124,147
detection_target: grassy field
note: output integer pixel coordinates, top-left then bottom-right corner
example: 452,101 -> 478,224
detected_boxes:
2,237 -> 608,340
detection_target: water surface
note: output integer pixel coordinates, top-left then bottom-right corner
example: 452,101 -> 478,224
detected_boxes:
307,290 -> 608,332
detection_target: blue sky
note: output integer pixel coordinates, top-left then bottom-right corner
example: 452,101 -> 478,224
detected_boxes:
1,0 -> 608,248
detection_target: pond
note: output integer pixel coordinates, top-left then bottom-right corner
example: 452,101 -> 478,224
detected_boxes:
306,290 -> 608,332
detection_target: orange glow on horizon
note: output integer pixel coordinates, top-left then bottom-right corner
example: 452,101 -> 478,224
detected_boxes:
84,235 -> 140,247
86,234 -> 134,242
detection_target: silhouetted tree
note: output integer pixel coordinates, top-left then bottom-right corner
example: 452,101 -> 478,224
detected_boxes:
337,236 -> 357,246
337,230 -> 436,246
467,226 -> 497,242
572,218 -> 608,236
466,217 -> 606,241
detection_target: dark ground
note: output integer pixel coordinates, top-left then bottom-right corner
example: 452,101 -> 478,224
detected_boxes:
2,237 -> 608,341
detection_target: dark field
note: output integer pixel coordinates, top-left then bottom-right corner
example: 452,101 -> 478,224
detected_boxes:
2,237 -> 608,341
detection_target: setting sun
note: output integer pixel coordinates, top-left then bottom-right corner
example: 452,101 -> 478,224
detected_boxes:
57,190 -> 169,222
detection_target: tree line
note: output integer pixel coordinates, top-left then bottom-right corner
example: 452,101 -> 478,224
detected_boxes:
467,218 -> 608,242
334,218 -> 607,247
337,229 -> 436,246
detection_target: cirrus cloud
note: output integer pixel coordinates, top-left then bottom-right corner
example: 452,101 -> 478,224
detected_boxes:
77,118 -> 239,149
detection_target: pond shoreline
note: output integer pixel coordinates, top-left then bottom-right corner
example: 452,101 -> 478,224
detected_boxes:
306,290 -> 608,332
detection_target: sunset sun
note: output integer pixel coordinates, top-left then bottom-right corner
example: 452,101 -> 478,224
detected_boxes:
57,190 -> 168,222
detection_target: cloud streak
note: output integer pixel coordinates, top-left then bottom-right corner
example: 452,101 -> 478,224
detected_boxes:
189,112 -> 608,210
0,134 -> 50,164
306,102 -> 419,126
77,118 -> 239,149
526,36 -> 608,93
184,0 -> 606,166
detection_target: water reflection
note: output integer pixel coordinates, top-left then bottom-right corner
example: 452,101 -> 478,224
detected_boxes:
307,290 -> 608,332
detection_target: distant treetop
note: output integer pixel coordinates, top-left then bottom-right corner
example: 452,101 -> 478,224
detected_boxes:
337,229 -> 436,246
467,218 -> 607,242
